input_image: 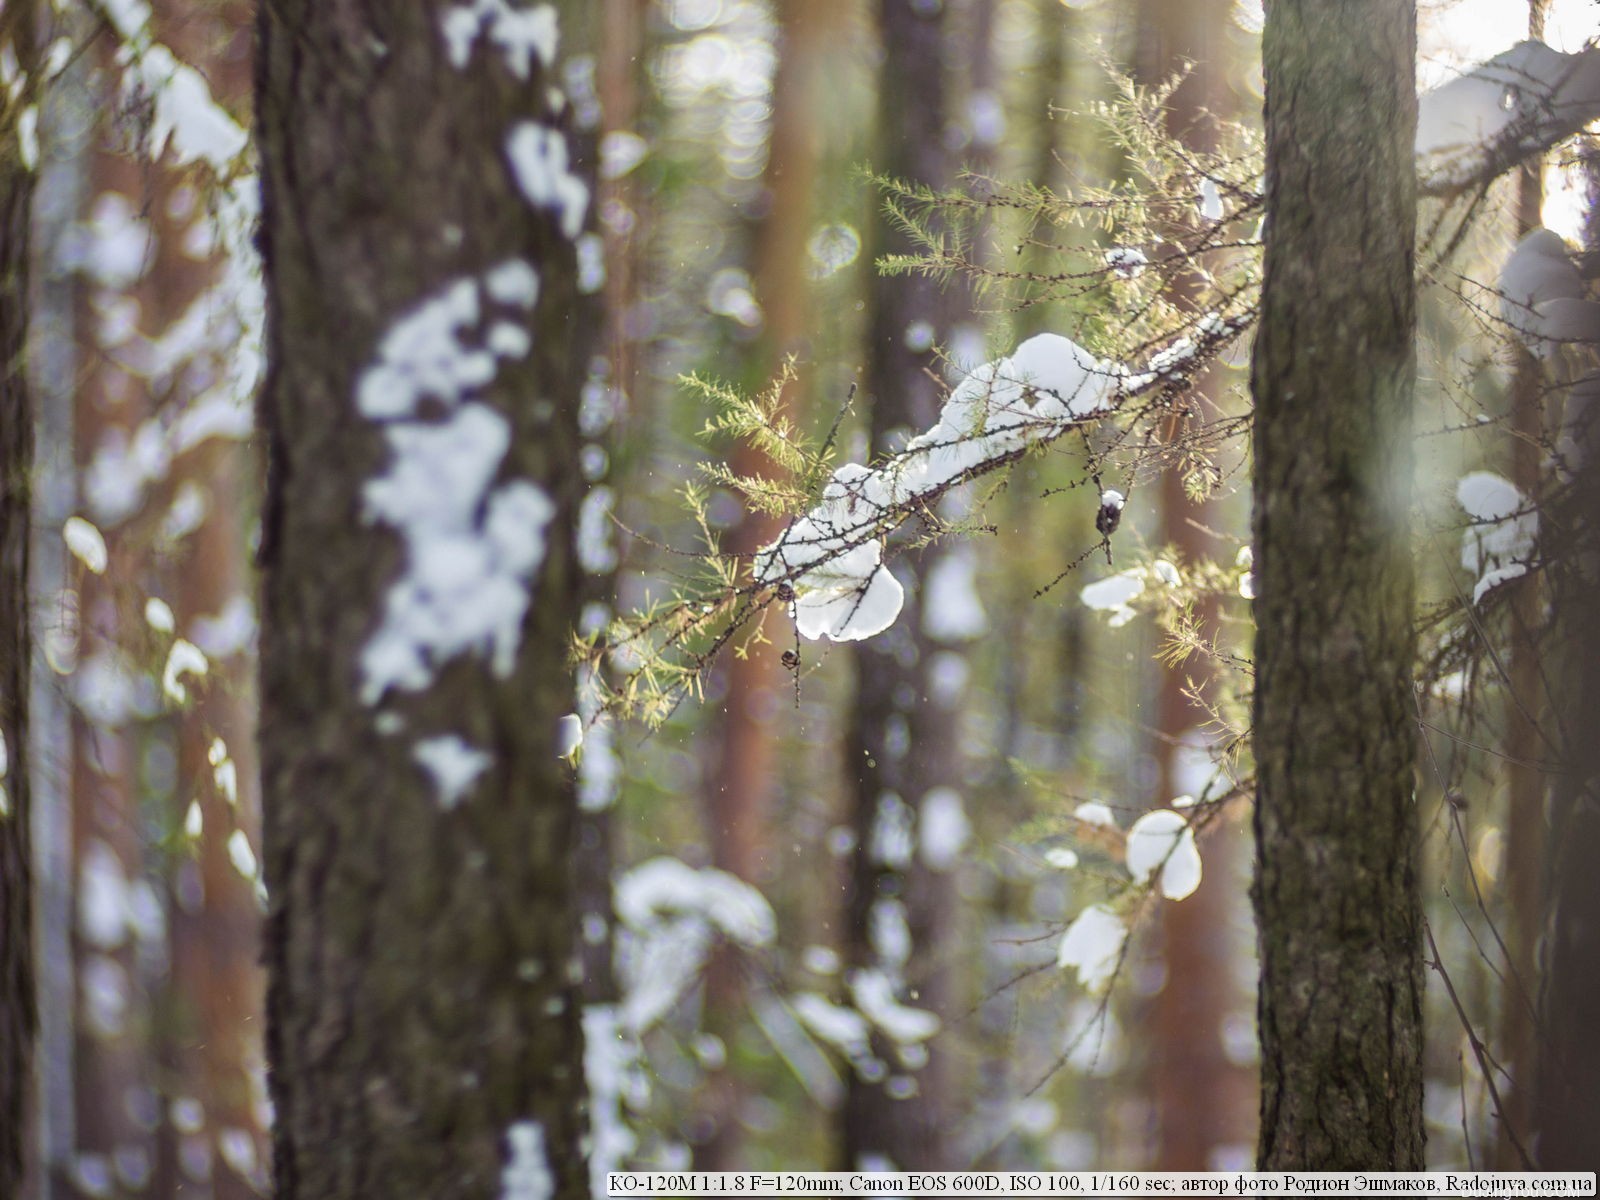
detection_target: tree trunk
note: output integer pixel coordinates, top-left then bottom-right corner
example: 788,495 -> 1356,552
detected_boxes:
256,4 -> 596,1195
699,0 -> 839,1167
0,6 -> 39,1191
1530,131 -> 1600,1172
1251,0 -> 1424,1170
840,0 -> 966,1171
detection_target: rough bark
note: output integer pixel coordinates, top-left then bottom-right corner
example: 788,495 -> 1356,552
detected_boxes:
1251,0 -> 1424,1171
256,3 -> 595,1196
0,6 -> 39,1191
1530,133 -> 1600,1172
840,0 -> 964,1171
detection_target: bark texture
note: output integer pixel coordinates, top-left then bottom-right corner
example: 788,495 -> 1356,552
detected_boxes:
1531,138 -> 1600,1171
1250,0 -> 1424,1171
840,0 -> 964,1171
256,4 -> 595,1196
0,7 -> 38,1191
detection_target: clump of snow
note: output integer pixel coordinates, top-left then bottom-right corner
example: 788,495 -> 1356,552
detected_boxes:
1418,42 -> 1600,191
921,546 -> 988,641
122,45 -> 249,170
869,899 -> 912,970
64,517 -> 108,575
507,123 -> 590,240
869,792 -> 915,869
1456,470 -> 1537,604
556,714 -> 584,760
500,1121 -> 553,1200
1497,227 -> 1600,358
849,968 -> 940,1043
1125,809 -> 1203,901
1073,801 -> 1116,828
577,486 -> 617,574
614,858 -> 775,1033
1080,569 -> 1144,627
1056,905 -> 1127,992
226,830 -> 257,881
792,991 -> 871,1060
58,192 -> 153,289
413,736 -> 493,809
756,320 -> 1244,644
356,266 -> 556,703
1104,247 -> 1147,278
918,787 -> 970,871
161,639 -> 208,704
441,1 -> 558,80
582,1005 -> 643,1194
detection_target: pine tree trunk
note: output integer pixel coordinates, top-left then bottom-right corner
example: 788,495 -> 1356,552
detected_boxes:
1251,0 -> 1424,1170
1531,134 -> 1600,1171
0,7 -> 38,1190
256,4 -> 596,1195
841,0 -> 966,1171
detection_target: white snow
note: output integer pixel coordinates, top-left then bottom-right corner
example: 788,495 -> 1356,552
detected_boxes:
921,547 -> 988,641
1417,41 -> 1600,190
556,713 -> 584,760
848,968 -> 940,1044
58,192 -> 152,289
869,899 -> 912,970
226,830 -> 257,881
1073,801 -> 1116,828
191,594 -> 256,658
577,486 -> 617,574
1056,905 -> 1127,993
615,857 -> 775,947
611,857 -> 776,1033
802,945 -> 841,975
599,130 -> 648,180
356,268 -> 555,703
64,517 -> 108,574
1080,569 -> 1144,627
1125,809 -> 1203,901
582,1005 -> 641,1195
791,991 -> 872,1060
1456,470 -> 1537,604
1498,227 -> 1600,356
500,1121 -> 554,1200
1197,178 -> 1224,222
441,1 -> 558,80
507,123 -> 590,240
1104,247 -> 1147,278
413,735 -> 493,809
161,639 -> 209,704
918,787 -> 971,871
869,792 -> 915,869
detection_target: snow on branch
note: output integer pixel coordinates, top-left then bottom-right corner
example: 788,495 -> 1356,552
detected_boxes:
757,317 -> 1250,645
1418,40 -> 1600,198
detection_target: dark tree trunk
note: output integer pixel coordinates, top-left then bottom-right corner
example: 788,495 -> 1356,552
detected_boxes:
1250,0 -> 1424,1171
840,0 -> 965,1171
0,7 -> 38,1192
256,3 -> 596,1196
1531,134 -> 1600,1172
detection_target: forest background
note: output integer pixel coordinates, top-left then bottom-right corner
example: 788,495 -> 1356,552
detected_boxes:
1,0 -> 1599,1195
